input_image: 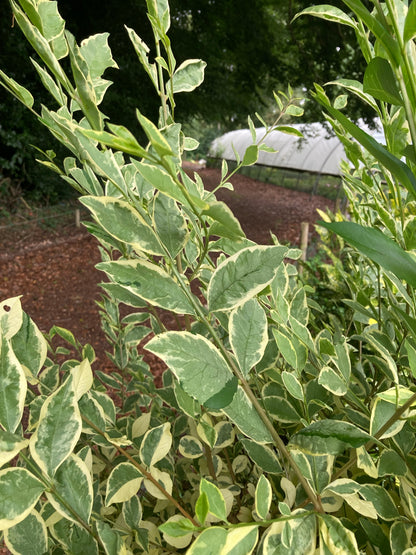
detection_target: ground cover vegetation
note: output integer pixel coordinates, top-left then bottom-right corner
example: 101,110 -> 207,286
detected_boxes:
1,0 -> 416,553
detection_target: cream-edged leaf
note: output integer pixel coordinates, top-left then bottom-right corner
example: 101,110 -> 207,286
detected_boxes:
105,462 -> 143,506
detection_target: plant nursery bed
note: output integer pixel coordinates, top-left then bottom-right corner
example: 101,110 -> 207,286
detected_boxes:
0,166 -> 335,381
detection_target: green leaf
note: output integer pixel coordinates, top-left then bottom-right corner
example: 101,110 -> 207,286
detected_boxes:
200,478 -> 227,522
159,517 -> 196,538
146,331 -> 235,408
203,200 -> 245,240
168,59 -> 206,93
320,221 -> 416,287
29,374 -> 82,477
153,193 -> 187,257
0,70 -> 34,108
229,298 -> 268,377
160,517 -> 195,549
240,438 -> 282,474
79,32 -> 118,80
289,420 -> 371,456
186,527 -> 227,554
274,125 -> 304,137
46,454 -> 93,523
174,380 -> 201,418
10,1 -> 70,90
222,386 -> 273,444
80,196 -> 163,256
255,475 -> 272,519
143,467 -> 172,500
4,510 -> 47,555
140,423 -> 172,467
52,519 -> 99,554
0,468 -> 45,531
272,327 -> 308,372
343,0 -> 401,63
179,435 -> 204,459
99,282 -> 147,308
208,245 -> 288,312
136,108 -> 173,157
97,259 -> 196,315
122,495 -> 142,531
285,105 -> 304,117
79,393 -> 107,435
66,32 -> 102,131
376,385 -> 416,407
404,0 -> 416,42
263,396 -> 301,424
0,431 -> 28,468
197,416 -> 217,448
356,446 -> 378,479
195,492 -> 209,525
363,57 -> 402,105
36,0 -> 67,58
126,26 -> 157,88
242,144 -> 259,166
132,160 -> 206,209
326,78 -> 379,111
96,520 -> 124,555
359,484 -> 399,520
105,462 -> 143,506
222,525 -> 259,555
293,4 -> 357,28
11,311 -> 47,380
214,421 -> 235,449
282,371 -> 304,401
0,337 -> 27,433
261,512 -> 317,553
80,126 -> 149,159
318,365 -> 347,396
370,398 -> 405,439
319,514 -> 359,554
390,521 -> 413,555
378,449 -> 407,477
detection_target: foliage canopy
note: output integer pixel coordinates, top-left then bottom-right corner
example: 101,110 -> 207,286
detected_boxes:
2,0 -> 416,553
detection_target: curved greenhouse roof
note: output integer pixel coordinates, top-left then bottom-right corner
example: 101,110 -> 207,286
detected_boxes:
209,121 -> 385,177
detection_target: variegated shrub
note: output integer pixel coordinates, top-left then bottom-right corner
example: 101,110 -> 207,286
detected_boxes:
2,0 -> 416,553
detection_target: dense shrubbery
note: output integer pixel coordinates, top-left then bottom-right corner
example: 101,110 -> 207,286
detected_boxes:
2,1 -> 416,553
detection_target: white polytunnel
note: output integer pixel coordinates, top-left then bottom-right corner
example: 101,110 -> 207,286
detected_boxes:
209,120 -> 385,177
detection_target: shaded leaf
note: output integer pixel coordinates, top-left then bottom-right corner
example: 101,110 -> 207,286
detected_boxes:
289,420 -> 371,455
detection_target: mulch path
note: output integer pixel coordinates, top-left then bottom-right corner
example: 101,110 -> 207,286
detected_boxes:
0,166 -> 335,376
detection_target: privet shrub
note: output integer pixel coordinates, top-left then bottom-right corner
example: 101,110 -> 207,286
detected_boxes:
2,0 -> 416,553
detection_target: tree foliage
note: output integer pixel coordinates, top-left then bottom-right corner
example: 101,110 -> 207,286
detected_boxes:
0,0 -> 368,198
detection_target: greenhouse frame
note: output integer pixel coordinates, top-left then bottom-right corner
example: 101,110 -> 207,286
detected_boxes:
209,121 -> 385,199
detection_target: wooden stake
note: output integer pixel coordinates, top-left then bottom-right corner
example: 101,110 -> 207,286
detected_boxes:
300,221 -> 309,262
75,208 -> 80,228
